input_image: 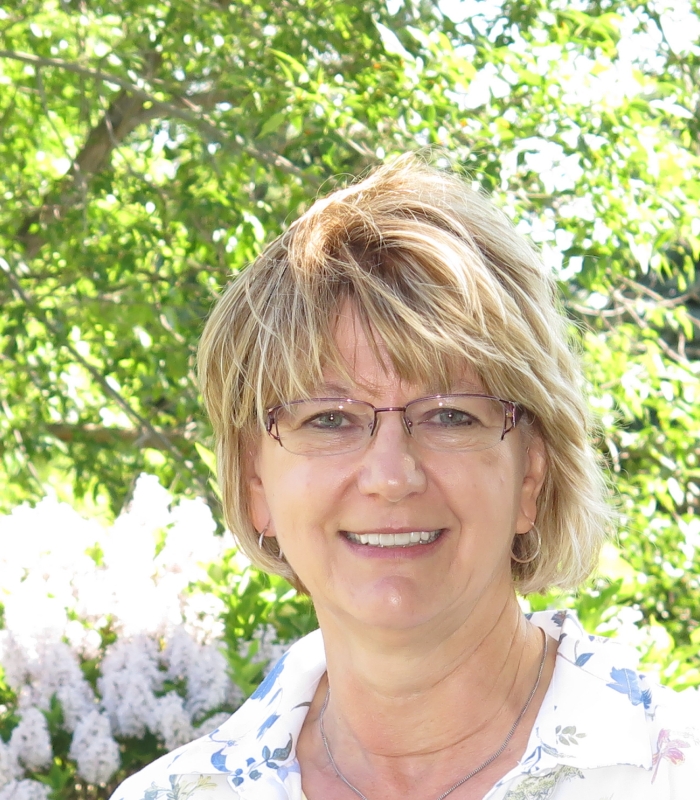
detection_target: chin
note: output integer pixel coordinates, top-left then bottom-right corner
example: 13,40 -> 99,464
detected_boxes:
341,575 -> 444,630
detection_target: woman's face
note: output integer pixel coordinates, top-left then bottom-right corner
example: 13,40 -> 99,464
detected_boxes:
248,308 -> 547,634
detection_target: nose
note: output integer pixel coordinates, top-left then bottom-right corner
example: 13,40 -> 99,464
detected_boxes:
356,412 -> 427,502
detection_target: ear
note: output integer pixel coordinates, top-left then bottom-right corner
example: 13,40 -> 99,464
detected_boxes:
245,443 -> 273,536
515,431 -> 547,534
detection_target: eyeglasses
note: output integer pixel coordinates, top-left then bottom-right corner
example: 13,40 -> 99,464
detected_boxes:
265,394 -> 519,457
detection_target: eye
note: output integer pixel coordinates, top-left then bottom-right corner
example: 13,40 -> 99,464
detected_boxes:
430,408 -> 478,427
424,408 -> 479,427
303,411 -> 351,429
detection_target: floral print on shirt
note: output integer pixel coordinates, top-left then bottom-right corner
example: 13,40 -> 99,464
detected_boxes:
651,728 -> 700,783
502,765 -> 584,799
143,776 -> 216,800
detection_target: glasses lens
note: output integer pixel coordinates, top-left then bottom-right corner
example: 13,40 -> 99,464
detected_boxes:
274,399 -> 374,455
407,395 -> 506,452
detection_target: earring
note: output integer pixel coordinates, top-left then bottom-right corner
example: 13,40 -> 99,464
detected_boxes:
511,522 -> 541,565
257,525 -> 285,560
257,525 -> 269,549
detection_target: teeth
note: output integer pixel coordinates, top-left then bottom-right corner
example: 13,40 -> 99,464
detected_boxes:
345,530 -> 442,547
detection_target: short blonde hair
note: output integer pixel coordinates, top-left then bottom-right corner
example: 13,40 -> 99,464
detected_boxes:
198,154 -> 612,594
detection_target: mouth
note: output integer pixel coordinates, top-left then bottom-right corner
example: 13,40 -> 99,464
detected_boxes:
342,530 -> 444,548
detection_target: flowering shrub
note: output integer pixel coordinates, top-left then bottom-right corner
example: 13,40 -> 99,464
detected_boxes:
0,475 -> 313,800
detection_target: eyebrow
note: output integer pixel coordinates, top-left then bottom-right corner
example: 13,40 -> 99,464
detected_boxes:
311,380 -> 486,399
313,382 -> 356,397
444,380 -> 485,394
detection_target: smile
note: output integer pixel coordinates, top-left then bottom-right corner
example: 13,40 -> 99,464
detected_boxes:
343,530 -> 443,547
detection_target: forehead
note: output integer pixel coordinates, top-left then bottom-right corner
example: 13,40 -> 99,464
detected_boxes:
322,305 -> 485,399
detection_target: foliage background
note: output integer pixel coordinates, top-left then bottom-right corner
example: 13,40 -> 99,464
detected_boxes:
0,0 -> 699,796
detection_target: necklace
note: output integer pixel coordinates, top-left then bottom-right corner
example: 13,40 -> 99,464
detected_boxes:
319,628 -> 548,800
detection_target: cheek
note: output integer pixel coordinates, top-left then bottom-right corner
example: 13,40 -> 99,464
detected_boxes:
259,452 -> 353,529
431,450 -> 521,525
265,466 -> 313,519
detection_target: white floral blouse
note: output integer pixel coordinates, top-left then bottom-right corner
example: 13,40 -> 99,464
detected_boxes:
112,611 -> 700,800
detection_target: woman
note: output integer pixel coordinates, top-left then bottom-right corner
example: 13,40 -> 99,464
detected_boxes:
113,156 -> 699,800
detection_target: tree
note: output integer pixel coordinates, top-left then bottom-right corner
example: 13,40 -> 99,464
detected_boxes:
1,0 -> 699,657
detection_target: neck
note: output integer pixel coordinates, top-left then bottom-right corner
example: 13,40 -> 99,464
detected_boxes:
315,592 -> 540,761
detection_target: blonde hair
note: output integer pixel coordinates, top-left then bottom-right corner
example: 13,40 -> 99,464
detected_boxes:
198,154 -> 612,594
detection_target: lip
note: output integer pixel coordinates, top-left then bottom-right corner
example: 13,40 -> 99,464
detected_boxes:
341,526 -> 443,536
340,528 -> 447,559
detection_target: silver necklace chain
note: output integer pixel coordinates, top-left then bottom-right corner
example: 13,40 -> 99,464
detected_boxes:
319,629 -> 548,800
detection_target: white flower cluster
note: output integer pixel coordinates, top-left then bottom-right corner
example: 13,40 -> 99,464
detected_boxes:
0,474 -> 252,788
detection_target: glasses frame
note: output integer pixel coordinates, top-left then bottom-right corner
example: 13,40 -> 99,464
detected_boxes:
265,393 -> 520,455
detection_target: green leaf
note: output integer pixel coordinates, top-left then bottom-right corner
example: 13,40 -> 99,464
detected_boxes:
258,112 -> 288,139
195,442 -> 217,474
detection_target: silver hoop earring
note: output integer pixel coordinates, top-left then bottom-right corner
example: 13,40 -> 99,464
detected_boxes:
511,523 -> 541,565
257,525 -> 269,549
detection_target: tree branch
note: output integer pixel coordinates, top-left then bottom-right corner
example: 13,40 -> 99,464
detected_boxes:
610,288 -> 695,369
44,423 -> 189,450
0,49 -> 161,100
0,48 -> 319,187
15,88 -> 147,259
620,274 -> 700,308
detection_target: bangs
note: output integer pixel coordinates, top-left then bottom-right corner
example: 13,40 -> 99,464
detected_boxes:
244,202 -> 539,427
247,233 -> 517,424
258,289 -> 475,406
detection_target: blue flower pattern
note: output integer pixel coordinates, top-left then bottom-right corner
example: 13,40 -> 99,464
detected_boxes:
250,652 -> 288,701
606,667 -> 653,709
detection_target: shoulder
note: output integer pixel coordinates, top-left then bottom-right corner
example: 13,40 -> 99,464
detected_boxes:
645,677 -> 700,726
525,609 -> 700,794
109,630 -> 326,800
108,723 -> 248,800
109,750 -> 240,800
